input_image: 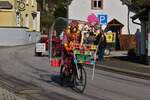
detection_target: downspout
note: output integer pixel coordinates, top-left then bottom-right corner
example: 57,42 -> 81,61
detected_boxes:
127,7 -> 131,35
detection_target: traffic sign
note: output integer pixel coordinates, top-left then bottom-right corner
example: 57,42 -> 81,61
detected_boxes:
97,14 -> 108,25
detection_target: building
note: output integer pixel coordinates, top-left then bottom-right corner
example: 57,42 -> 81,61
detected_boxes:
120,0 -> 150,64
0,0 -> 40,46
69,0 -> 141,50
69,0 -> 140,35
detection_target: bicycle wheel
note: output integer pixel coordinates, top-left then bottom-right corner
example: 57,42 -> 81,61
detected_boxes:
73,65 -> 87,93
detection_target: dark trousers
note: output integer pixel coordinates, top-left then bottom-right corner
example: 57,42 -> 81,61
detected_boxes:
98,47 -> 105,62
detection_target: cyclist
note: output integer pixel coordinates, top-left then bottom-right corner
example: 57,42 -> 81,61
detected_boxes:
61,20 -> 82,80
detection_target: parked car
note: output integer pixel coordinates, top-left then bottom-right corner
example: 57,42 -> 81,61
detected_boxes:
35,35 -> 49,56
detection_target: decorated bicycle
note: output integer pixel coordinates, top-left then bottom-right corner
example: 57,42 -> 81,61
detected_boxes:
49,15 -> 101,93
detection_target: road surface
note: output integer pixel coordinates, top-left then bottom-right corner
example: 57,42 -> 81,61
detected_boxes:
0,45 -> 150,100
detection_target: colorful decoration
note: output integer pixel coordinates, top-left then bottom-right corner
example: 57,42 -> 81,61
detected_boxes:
50,19 -> 100,67
50,19 -> 100,80
73,43 -> 97,65
69,20 -> 79,28
51,59 -> 61,67
87,13 -> 99,26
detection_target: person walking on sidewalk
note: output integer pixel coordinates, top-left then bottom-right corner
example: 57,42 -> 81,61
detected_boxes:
135,28 -> 141,56
95,29 -> 107,62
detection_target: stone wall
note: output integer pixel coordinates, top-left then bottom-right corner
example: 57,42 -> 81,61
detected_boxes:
0,27 -> 41,46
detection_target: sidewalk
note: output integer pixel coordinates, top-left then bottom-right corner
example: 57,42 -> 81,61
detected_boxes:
96,51 -> 150,79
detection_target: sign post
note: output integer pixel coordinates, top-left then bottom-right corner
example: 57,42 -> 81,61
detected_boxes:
148,12 -> 150,57
148,11 -> 150,64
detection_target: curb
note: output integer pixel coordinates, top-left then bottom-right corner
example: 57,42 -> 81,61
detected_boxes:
96,64 -> 150,78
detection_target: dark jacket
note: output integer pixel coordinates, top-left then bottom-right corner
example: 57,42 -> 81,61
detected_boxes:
94,34 -> 101,45
99,35 -> 107,48
94,34 -> 107,48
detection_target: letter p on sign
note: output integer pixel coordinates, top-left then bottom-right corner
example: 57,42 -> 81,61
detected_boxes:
98,15 -> 107,25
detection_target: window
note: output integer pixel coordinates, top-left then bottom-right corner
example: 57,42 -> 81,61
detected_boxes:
32,12 -> 37,31
33,17 -> 36,31
16,13 -> 21,27
31,0 -> 34,6
25,14 -> 29,28
91,0 -> 103,10
0,1 -> 13,9
26,0 -> 29,5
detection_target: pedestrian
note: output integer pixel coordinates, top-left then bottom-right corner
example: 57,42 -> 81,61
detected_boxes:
135,28 -> 141,56
95,29 -> 107,62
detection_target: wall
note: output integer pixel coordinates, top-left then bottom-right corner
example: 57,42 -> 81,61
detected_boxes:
0,0 -> 16,26
0,27 -> 40,46
0,10 -> 16,26
119,35 -> 136,50
0,0 -> 39,31
69,0 -> 140,34
21,0 -> 38,31
0,0 -> 40,46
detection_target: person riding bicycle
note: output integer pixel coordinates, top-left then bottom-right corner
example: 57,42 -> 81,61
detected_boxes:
60,20 -> 97,92
62,21 -> 83,76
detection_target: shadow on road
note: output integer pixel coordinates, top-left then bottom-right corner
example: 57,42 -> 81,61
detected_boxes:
40,74 -> 61,84
40,73 -> 75,88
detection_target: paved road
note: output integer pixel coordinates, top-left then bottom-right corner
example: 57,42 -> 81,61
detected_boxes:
0,45 -> 150,100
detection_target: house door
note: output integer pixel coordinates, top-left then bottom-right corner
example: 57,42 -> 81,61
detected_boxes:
106,19 -> 124,50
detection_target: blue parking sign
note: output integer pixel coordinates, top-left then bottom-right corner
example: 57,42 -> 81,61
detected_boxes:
98,15 -> 107,25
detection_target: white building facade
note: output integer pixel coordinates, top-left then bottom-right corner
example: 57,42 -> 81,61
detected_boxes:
69,0 -> 140,34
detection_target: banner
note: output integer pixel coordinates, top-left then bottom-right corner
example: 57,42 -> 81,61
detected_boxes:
106,32 -> 116,43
